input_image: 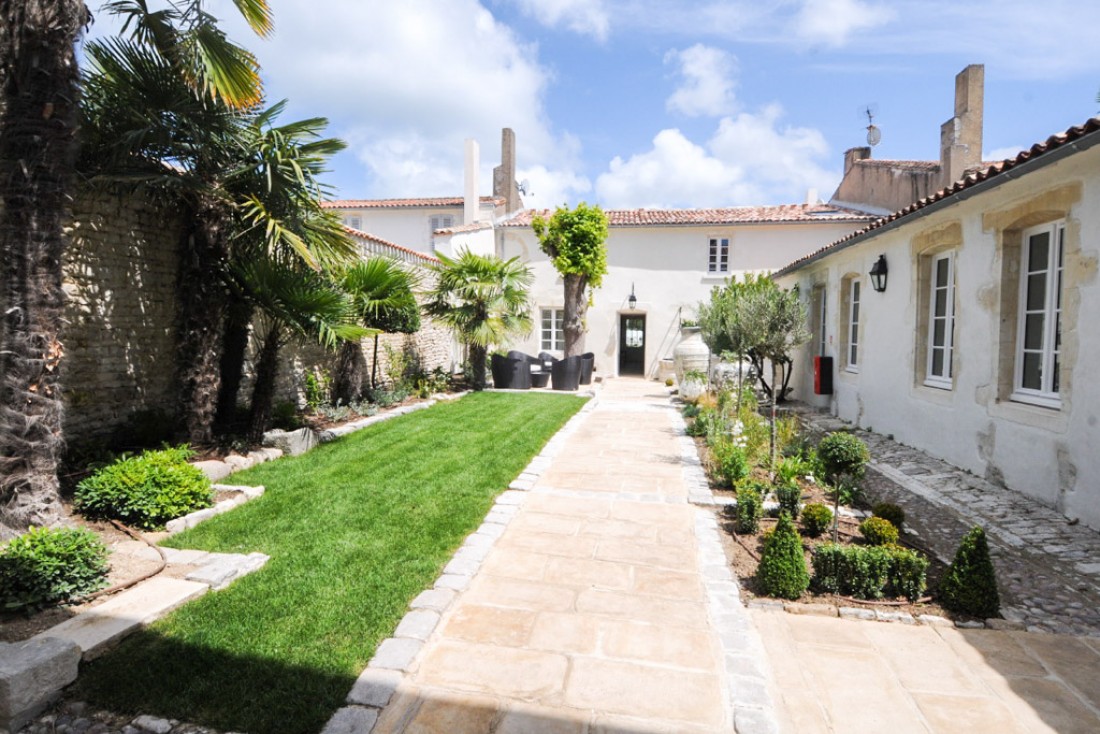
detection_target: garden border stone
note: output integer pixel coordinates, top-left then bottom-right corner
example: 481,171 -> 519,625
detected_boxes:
0,637 -> 81,733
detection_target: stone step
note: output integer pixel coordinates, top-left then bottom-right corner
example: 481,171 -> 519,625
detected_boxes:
31,577 -> 209,658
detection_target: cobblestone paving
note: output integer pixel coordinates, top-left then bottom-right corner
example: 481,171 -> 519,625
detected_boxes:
17,701 -> 233,734
795,407 -> 1100,636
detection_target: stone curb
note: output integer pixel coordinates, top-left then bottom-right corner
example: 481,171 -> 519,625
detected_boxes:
745,598 -> 1020,631
324,389 -> 599,733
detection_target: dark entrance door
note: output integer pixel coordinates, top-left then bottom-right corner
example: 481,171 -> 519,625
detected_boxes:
619,314 -> 646,375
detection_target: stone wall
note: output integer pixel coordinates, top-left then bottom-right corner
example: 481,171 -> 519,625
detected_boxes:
61,191 -> 182,446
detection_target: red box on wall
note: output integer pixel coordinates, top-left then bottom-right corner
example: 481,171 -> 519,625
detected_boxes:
814,356 -> 833,395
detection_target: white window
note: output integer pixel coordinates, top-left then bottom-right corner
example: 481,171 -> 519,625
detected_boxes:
1013,221 -> 1065,407
846,278 -> 860,372
430,214 -> 454,232
708,237 -> 729,273
540,308 -> 564,351
345,215 -> 361,230
925,253 -> 955,388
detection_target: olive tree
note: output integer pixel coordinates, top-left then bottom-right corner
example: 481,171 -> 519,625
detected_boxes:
532,203 -> 608,357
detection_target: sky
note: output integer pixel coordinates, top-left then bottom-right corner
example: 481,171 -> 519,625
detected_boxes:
85,0 -> 1100,211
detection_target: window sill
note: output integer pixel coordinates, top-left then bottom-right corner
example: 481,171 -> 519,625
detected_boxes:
922,378 -> 953,391
1008,391 -> 1062,411
844,366 -> 860,375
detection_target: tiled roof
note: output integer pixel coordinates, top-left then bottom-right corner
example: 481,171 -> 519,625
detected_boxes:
775,116 -> 1100,278
435,221 -> 494,235
502,203 -> 874,228
323,196 -> 504,210
345,227 -> 440,264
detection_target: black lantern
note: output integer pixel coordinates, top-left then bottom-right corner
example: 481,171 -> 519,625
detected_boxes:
869,254 -> 888,293
628,283 -> 637,309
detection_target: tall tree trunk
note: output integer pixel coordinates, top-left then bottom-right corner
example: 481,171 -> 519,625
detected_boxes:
175,201 -> 228,446
371,334 -> 380,389
469,344 -> 487,391
0,0 -> 87,539
563,273 -> 588,358
331,339 -> 365,405
247,324 -> 282,443
215,295 -> 253,429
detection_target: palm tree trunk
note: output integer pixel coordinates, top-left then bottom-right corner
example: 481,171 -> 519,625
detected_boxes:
175,201 -> 229,446
0,0 -> 87,539
563,273 -> 588,358
331,340 -> 366,405
215,294 -> 253,429
247,324 -> 282,443
469,345 -> 488,391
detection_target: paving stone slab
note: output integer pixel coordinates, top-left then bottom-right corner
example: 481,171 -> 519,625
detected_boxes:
321,706 -> 379,734
409,588 -> 456,611
394,610 -> 441,641
368,638 -> 423,671
0,637 -> 81,733
346,668 -> 402,709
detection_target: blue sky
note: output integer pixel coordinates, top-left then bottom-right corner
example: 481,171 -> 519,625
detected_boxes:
87,0 -> 1100,210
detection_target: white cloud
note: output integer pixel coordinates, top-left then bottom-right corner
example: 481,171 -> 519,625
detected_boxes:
664,44 -> 738,117
985,145 -> 1026,162
510,0 -> 611,40
595,105 -> 839,208
794,0 -> 895,47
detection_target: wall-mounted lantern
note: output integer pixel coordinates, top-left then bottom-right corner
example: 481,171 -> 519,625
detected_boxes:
628,283 -> 637,310
869,255 -> 888,293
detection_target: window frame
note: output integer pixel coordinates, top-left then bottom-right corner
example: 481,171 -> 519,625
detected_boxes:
845,277 -> 860,373
346,215 -> 361,230
924,252 -> 956,389
540,308 -> 565,352
430,214 -> 455,233
1011,221 -> 1065,408
707,237 -> 729,274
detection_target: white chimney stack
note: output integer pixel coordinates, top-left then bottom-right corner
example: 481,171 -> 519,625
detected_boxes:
464,138 -> 479,226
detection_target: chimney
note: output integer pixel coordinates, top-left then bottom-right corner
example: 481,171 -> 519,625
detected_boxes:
464,138 -> 479,225
940,64 -> 984,188
844,147 -> 871,174
493,128 -> 520,214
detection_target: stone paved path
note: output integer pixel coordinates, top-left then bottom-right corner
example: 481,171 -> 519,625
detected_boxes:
356,378 -> 775,733
794,408 -> 1100,636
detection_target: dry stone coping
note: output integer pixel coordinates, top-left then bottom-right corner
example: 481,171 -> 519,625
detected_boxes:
0,637 -> 81,733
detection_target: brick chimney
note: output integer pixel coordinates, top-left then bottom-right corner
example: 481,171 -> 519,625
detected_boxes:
493,128 -> 520,214
844,146 -> 871,174
940,64 -> 984,188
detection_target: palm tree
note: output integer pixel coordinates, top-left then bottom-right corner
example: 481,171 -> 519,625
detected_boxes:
424,251 -> 533,391
0,0 -> 90,538
331,258 -> 421,404
233,259 -> 369,442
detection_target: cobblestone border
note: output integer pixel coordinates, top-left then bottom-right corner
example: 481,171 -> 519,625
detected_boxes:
322,390 -> 602,733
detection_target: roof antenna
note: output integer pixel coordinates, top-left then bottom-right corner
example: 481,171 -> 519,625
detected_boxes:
864,105 -> 882,147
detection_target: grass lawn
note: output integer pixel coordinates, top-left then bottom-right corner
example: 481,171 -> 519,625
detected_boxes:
77,392 -> 586,734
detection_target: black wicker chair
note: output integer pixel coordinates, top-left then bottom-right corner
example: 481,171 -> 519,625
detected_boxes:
490,353 -> 531,389
579,352 -> 595,385
551,355 -> 583,391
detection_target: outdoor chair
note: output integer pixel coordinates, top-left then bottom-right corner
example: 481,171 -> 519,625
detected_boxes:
579,352 -> 595,385
490,353 -> 531,389
551,355 -> 583,391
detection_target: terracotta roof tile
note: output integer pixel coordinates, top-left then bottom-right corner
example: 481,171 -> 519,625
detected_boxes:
345,227 -> 440,264
435,221 -> 494,235
502,203 -> 874,228
774,116 -> 1100,277
323,196 -> 503,209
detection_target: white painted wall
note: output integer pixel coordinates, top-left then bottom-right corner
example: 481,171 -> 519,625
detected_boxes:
435,226 -> 496,259
501,220 -> 862,380
776,146 -> 1100,531
335,202 -> 498,252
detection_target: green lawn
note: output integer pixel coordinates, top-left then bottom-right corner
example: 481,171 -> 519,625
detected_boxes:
77,392 -> 586,734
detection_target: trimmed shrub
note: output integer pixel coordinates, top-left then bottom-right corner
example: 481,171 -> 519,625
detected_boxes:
873,502 -> 906,531
735,484 -> 763,534
681,403 -> 700,419
756,513 -> 809,600
75,445 -> 213,530
774,482 -> 801,519
939,526 -> 1000,618
0,527 -> 109,612
859,516 -> 899,546
817,431 -> 870,482
711,441 -> 749,488
812,543 -> 928,601
887,546 -> 930,602
800,502 -> 833,538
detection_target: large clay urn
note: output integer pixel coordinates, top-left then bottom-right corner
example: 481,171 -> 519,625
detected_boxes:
673,326 -> 710,383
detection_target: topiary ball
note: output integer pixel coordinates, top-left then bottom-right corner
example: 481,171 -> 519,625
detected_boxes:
872,502 -> 906,531
756,512 -> 809,600
801,502 -> 833,538
859,516 -> 899,546
939,525 -> 1000,619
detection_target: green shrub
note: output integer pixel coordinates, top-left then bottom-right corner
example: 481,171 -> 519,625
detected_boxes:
681,403 -> 700,419
859,516 -> 899,546
75,446 -> 213,530
756,513 -> 809,600
800,502 -> 833,538
0,527 -> 109,612
711,441 -> 749,488
812,543 -> 928,601
774,482 -> 801,519
271,401 -> 303,430
817,431 -> 870,482
887,546 -> 930,602
939,526 -> 1000,618
685,407 -> 715,437
735,484 -> 763,534
873,502 -> 905,530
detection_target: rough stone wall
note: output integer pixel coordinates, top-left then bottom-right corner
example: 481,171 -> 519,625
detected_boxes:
61,191 -> 182,445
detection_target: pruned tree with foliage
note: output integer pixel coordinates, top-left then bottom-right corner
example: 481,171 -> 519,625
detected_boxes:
817,431 -> 870,542
0,0 -> 90,538
424,251 -> 532,391
331,257 -> 420,403
532,203 -> 608,357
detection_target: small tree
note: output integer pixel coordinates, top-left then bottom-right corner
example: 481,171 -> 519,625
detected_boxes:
757,512 -> 809,599
424,251 -> 533,390
817,431 -> 870,542
939,526 -> 1000,619
532,203 -> 609,357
